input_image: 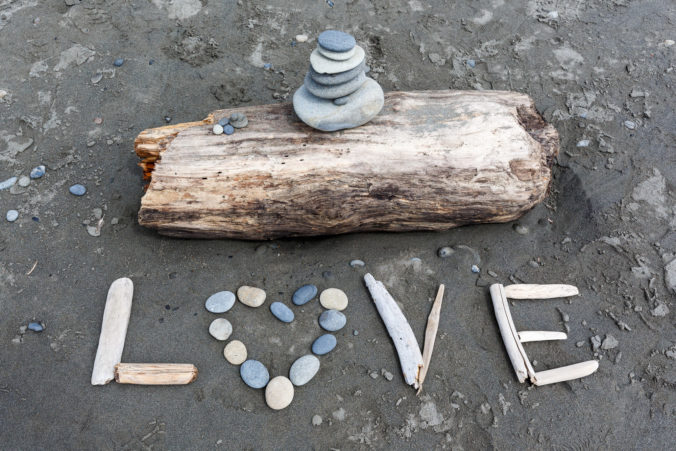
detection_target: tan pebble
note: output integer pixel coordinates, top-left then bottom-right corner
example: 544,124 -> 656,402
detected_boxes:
319,288 -> 348,311
265,376 -> 294,410
237,286 -> 266,307
223,340 -> 247,365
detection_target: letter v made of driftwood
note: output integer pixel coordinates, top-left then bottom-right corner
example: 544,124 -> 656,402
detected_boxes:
364,273 -> 444,391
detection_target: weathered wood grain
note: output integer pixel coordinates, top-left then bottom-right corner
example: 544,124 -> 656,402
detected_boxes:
135,90 -> 558,239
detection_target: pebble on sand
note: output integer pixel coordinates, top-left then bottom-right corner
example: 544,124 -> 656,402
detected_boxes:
319,288 -> 348,311
69,184 -> 86,196
6,210 -> 19,222
270,302 -> 295,323
30,165 -> 45,179
17,176 -> 30,187
319,310 -> 346,332
208,318 -> 233,341
0,176 -> 17,190
292,284 -> 317,305
240,359 -> 270,389
237,286 -> 266,307
471,265 -> 480,274
349,259 -> 365,268
312,415 -> 323,426
223,340 -> 247,365
28,322 -> 44,332
113,58 -> 124,67
437,246 -> 453,258
295,34 -> 308,43
265,376 -> 294,410
312,334 -> 337,355
205,291 -> 236,313
289,355 -> 320,386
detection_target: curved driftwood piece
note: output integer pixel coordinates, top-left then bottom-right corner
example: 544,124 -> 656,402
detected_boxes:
364,273 -> 423,388
533,361 -> 599,386
115,363 -> 198,385
135,90 -> 558,239
91,278 -> 134,385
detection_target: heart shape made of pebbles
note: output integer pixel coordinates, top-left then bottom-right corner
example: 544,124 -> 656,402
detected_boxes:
204,283 -> 349,410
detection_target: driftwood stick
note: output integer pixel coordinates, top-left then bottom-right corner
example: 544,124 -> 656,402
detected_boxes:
533,361 -> 599,386
135,90 -> 559,239
417,284 -> 445,394
364,273 -> 424,389
91,278 -> 134,385
504,284 -> 579,300
114,363 -> 198,385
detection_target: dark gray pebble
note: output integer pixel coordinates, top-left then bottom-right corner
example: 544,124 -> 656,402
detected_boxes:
218,117 -> 229,127
270,302 -> 295,323
224,124 -> 234,135
293,284 -> 317,305
333,97 -> 349,106
312,334 -> 337,355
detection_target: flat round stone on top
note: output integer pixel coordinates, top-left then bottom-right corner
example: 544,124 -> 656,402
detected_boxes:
318,30 -> 356,53
310,46 -> 365,75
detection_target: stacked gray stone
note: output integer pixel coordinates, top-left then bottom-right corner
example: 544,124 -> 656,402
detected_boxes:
293,30 -> 384,132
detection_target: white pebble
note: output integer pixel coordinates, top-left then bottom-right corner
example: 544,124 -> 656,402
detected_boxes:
576,139 -> 590,147
6,210 -> 19,222
18,176 -> 30,187
295,34 -> 308,43
312,415 -> 322,426
265,376 -> 294,410
213,124 -> 224,135
209,318 -> 233,341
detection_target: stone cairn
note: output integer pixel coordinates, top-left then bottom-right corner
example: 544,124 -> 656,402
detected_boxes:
293,30 -> 384,132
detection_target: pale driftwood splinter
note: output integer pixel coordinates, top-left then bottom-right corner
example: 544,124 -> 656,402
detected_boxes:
364,273 -> 424,388
135,90 -> 558,239
518,331 -> 567,343
504,284 -> 579,300
532,361 -> 599,386
115,363 -> 198,385
490,283 -> 598,386
91,278 -> 134,385
417,284 -> 445,395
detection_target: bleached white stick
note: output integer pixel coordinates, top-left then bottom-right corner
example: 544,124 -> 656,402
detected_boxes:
533,360 -> 599,386
489,284 -> 531,382
91,278 -> 134,385
417,284 -> 445,394
518,331 -> 567,343
364,273 -> 424,388
504,284 -> 579,299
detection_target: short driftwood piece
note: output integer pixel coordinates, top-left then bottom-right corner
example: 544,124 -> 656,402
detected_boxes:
364,273 -> 424,388
91,278 -> 134,385
135,90 -> 558,239
417,284 -> 444,394
114,363 -> 198,385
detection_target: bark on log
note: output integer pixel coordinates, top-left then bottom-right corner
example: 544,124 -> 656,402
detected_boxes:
135,90 -> 558,240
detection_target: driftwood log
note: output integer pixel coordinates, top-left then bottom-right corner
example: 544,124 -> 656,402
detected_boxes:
135,90 -> 558,239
